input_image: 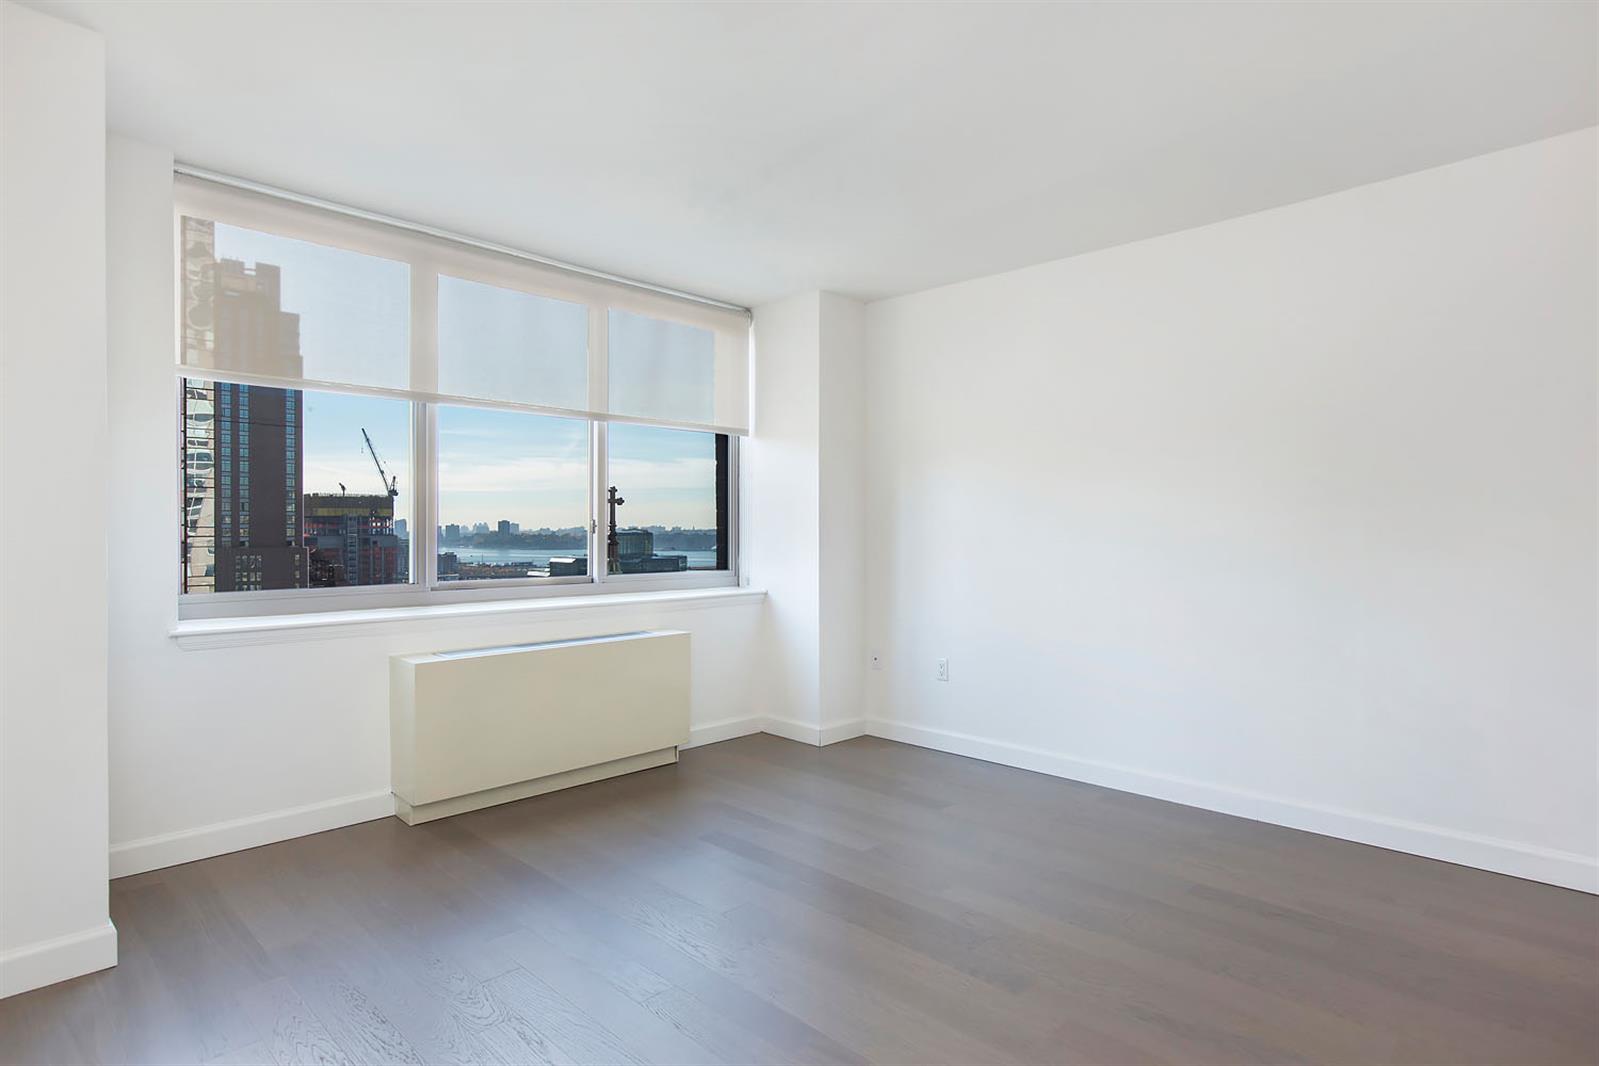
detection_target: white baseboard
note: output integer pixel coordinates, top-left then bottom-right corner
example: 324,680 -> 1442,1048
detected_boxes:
107,715 -> 786,878
818,718 -> 868,745
110,790 -> 396,879
0,920 -> 117,999
760,715 -> 820,745
866,719 -> 1599,895
683,714 -> 765,749
761,715 -> 867,747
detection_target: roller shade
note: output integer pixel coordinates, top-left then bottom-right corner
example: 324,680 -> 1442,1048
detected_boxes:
436,274 -> 589,412
176,174 -> 751,434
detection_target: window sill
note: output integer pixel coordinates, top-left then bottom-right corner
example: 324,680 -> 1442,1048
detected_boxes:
170,585 -> 766,650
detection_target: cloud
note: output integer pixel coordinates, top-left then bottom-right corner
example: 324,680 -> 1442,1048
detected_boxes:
435,456 -> 588,493
608,456 -> 715,491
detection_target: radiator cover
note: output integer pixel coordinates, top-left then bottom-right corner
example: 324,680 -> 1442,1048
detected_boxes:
389,630 -> 690,824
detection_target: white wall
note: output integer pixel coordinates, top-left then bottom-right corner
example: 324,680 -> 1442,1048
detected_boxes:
749,291 -> 868,741
0,1 -> 116,996
105,136 -> 766,878
818,293 -> 868,732
864,129 -> 1599,891
749,293 -> 823,735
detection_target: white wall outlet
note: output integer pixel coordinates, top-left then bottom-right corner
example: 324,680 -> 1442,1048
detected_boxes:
870,651 -> 883,671
936,657 -> 949,682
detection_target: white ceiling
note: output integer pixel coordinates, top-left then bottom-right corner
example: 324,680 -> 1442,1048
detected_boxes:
35,0 -> 1599,307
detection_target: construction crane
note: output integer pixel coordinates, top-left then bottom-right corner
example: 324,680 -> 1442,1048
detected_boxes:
362,428 -> 399,498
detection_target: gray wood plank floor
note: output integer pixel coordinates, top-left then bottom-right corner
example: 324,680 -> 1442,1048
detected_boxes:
2,734 -> 1594,1065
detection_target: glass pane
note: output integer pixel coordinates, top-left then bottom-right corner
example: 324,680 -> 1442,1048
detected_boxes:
181,217 -> 409,389
436,406 -> 590,581
438,275 -> 589,410
605,423 -> 727,573
181,380 -> 411,593
607,309 -> 716,425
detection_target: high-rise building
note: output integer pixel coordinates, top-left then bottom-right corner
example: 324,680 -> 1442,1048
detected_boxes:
180,381 -> 217,593
497,519 -> 512,536
303,494 -> 408,587
444,523 -> 462,542
395,518 -> 408,539
180,218 -> 308,592
214,382 -> 308,591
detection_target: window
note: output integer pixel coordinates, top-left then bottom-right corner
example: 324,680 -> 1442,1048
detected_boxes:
436,406 -> 589,582
606,423 -> 730,573
175,175 -> 747,615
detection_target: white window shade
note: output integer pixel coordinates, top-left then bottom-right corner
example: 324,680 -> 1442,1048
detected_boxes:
605,300 -> 750,433
608,309 -> 715,425
180,216 -> 411,391
438,274 -> 588,412
175,174 -> 751,435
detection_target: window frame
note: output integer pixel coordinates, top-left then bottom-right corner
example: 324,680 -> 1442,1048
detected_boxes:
174,184 -> 742,622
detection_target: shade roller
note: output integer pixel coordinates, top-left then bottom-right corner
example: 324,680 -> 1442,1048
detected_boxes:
176,174 -> 751,434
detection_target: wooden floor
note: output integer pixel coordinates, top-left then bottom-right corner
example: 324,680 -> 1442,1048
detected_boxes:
2,735 -> 1595,1066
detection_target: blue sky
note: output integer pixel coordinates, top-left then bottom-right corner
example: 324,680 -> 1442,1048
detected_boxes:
214,223 -> 716,530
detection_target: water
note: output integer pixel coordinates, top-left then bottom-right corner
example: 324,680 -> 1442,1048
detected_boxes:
442,546 -> 720,569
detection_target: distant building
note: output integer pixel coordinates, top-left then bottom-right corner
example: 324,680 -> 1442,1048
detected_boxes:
613,528 -> 687,574
395,518 -> 408,539
437,551 -> 459,578
473,522 -> 490,535
444,523 -> 461,542
548,556 -> 587,577
303,494 -> 408,586
497,519 -> 512,536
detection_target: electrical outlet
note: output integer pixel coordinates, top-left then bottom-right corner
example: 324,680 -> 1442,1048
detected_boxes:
936,657 -> 949,682
869,651 -> 883,671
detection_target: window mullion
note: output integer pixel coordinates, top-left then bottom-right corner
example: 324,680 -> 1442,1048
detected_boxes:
414,401 -> 436,589
729,434 -> 742,585
588,303 -> 609,419
412,256 -> 439,589
592,419 -> 607,586
588,303 -> 608,586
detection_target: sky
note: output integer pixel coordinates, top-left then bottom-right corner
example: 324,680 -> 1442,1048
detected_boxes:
213,222 -> 717,531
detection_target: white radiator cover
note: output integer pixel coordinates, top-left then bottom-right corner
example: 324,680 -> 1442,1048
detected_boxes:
390,630 -> 690,824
